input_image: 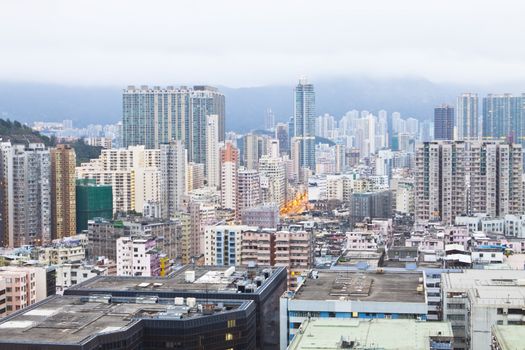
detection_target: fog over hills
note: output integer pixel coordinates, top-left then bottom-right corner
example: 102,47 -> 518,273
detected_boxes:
0,78 -> 522,133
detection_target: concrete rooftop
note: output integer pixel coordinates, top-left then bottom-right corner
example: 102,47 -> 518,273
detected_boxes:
287,318 -> 453,350
67,265 -> 280,294
293,271 -> 426,303
0,295 -> 245,345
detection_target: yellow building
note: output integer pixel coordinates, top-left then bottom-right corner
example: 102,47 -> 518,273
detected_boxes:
51,144 -> 76,239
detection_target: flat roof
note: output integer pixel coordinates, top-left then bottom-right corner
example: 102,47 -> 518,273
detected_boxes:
492,325 -> 525,350
0,295 -> 246,345
442,270 -> 525,306
287,318 -> 453,350
67,265 -> 283,295
292,271 -> 426,303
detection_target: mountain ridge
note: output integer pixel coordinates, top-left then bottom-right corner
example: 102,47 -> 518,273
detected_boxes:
0,78 -> 522,133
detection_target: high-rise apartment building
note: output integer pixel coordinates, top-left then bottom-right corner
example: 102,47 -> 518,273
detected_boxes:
205,114 -> 220,188
293,78 -> 316,170
242,133 -> 266,170
237,167 -> 261,216
186,162 -> 205,192
0,142 -> 51,247
76,145 -> 160,214
468,141 -> 523,217
51,144 -> 76,239
189,201 -> 217,257
258,155 -> 287,207
220,141 -> 239,211
415,140 -> 523,225
456,93 -> 479,140
434,104 -> 454,140
160,141 -> 187,219
0,142 -> 13,247
122,85 -> 225,163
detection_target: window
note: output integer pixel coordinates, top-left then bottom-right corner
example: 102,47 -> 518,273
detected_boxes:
225,333 -> 234,341
447,314 -> 465,321
227,319 -> 236,328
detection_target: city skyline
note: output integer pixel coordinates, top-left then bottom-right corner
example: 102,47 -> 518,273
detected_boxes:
2,2 -> 525,349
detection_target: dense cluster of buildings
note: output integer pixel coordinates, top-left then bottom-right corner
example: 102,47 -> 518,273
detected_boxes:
1,81 -> 525,349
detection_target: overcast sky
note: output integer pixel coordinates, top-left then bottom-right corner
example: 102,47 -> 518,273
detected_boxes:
1,0 -> 524,87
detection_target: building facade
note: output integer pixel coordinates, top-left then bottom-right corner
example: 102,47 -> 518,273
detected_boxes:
434,104 -> 455,140
51,144 -> 77,239
122,85 -> 225,164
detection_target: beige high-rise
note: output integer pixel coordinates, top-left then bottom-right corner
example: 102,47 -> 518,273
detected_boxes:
51,144 -> 76,239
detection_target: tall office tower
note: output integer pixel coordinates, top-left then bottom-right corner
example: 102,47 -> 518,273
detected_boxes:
51,144 -> 77,239
415,140 -> 523,225
482,94 -> 522,142
205,114 -> 220,188
259,155 -> 287,207
456,93 -> 479,140
160,141 -> 187,219
265,108 -> 275,131
220,141 -> 239,211
275,123 -> 290,155
415,141 -> 468,225
293,78 -> 316,170
237,167 -> 261,215
468,141 -> 523,217
122,85 -> 225,162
